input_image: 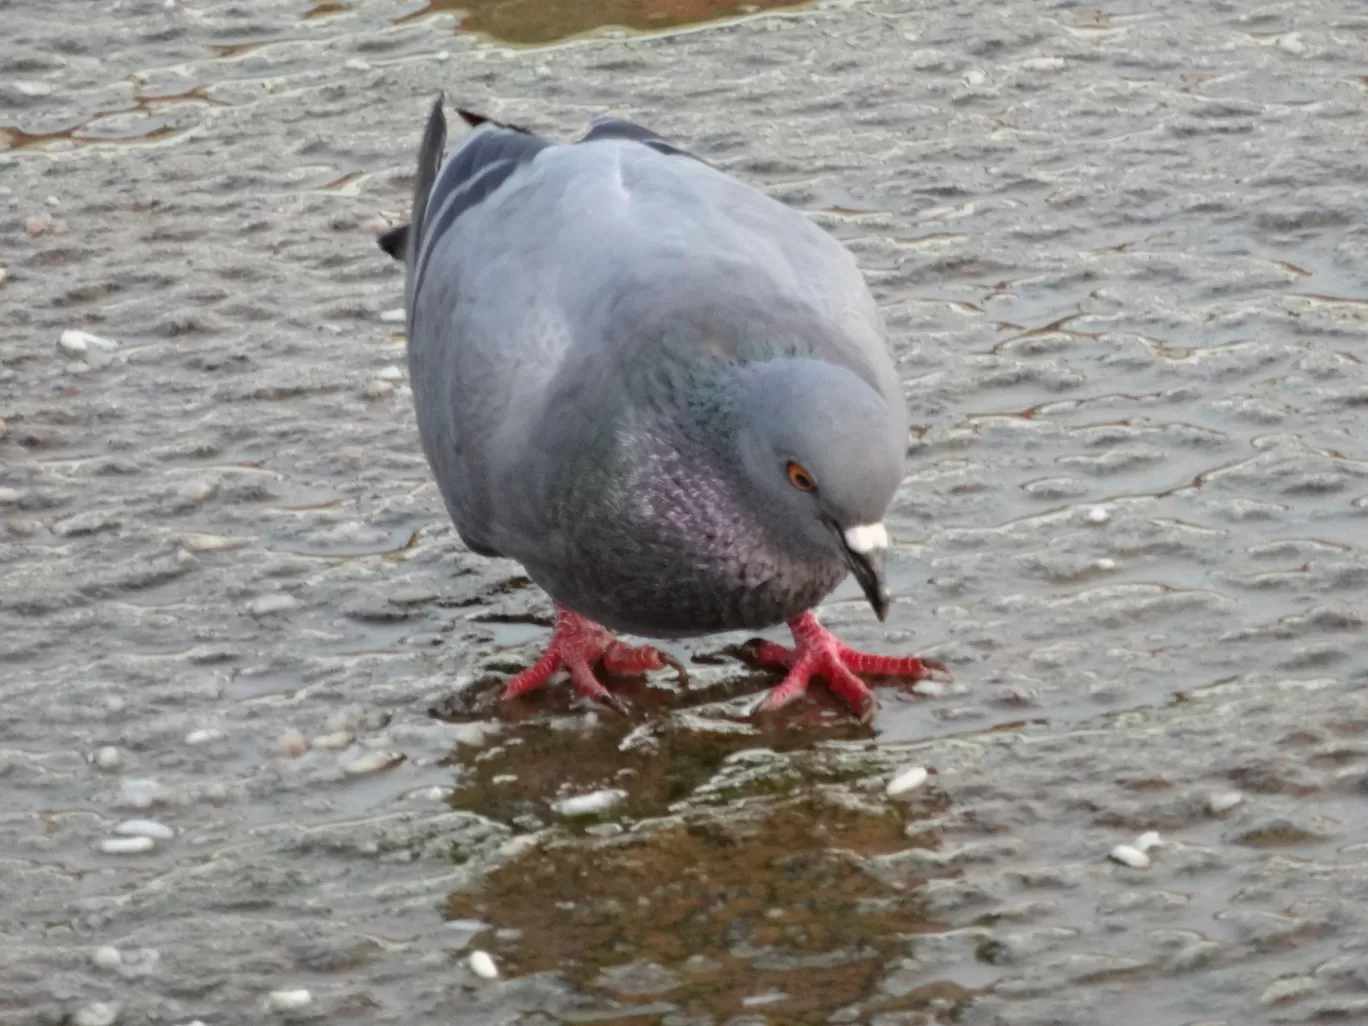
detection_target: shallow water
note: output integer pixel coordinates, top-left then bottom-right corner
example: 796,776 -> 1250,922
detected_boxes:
3,0 -> 1368,1024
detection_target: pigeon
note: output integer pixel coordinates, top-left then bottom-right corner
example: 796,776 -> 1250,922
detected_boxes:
377,97 -> 947,722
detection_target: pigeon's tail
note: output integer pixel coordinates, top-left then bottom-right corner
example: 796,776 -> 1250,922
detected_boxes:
377,94 -> 448,265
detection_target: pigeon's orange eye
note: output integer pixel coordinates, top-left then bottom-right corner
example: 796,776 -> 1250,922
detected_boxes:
786,461 -> 817,492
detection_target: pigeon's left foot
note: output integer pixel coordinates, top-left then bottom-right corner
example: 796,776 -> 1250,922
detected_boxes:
502,604 -> 678,713
751,611 -> 949,723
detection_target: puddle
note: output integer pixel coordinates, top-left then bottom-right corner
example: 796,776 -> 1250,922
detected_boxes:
447,775 -> 961,1024
398,0 -> 811,45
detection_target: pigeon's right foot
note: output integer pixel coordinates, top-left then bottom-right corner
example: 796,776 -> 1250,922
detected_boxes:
502,604 -> 678,713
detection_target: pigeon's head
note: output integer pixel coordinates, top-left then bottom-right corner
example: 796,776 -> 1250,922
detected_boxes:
725,359 -> 906,620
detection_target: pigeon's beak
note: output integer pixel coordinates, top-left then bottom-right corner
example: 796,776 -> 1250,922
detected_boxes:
839,522 -> 891,622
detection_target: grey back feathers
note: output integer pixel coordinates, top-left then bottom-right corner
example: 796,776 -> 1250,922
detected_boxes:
380,98 -> 907,637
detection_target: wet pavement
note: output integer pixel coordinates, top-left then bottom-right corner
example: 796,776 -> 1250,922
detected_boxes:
3,0 -> 1368,1023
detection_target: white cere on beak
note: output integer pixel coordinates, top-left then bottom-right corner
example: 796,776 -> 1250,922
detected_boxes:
843,522 -> 889,554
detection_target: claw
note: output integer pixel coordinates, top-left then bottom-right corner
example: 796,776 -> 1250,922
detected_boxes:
501,604 -> 671,713
754,611 -> 946,720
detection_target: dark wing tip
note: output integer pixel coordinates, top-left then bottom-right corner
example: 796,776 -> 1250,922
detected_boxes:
457,107 -> 535,136
377,223 -> 409,261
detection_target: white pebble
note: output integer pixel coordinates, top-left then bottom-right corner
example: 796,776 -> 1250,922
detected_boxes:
115,818 -> 174,840
911,679 -> 946,698
185,728 -> 224,745
245,593 -> 298,616
312,730 -> 354,750
273,728 -> 309,758
1095,558 -> 1116,570
91,945 -> 123,970
1086,506 -> 1110,524
405,785 -> 454,802
343,58 -> 371,71
378,308 -> 406,324
469,949 -> 499,979
885,765 -> 928,797
342,750 -> 404,775
363,379 -> 395,399
94,746 -> 123,771
553,788 -> 626,817
99,836 -> 155,855
74,1003 -> 119,1026
964,68 -> 986,86
376,364 -> 405,381
1108,844 -> 1150,868
1208,790 -> 1244,814
1276,32 -> 1306,55
267,989 -> 313,1012
58,329 -> 119,368
45,194 -> 60,207
1133,830 -> 1163,852
1021,56 -> 1066,71
14,80 -> 54,98
116,778 -> 166,808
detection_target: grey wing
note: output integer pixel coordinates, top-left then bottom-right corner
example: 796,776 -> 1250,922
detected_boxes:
397,103 -> 558,557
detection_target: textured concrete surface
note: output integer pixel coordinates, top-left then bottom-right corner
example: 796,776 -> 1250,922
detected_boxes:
2,0 -> 1367,1024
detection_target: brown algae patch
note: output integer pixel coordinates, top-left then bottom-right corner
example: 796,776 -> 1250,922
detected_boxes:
446,792 -> 964,1023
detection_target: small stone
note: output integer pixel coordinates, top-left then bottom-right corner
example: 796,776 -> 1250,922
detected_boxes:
99,836 -> 155,854
25,212 -> 53,236
273,728 -> 309,758
115,818 -> 174,840
886,765 -> 929,797
1208,790 -> 1244,814
911,679 -> 946,697
0,266 -> 8,285
376,364 -> 405,380
176,478 -> 217,503
1276,32 -> 1306,55
342,750 -> 404,775
45,194 -> 60,207
94,746 -> 123,771
553,788 -> 627,817
74,1003 -> 119,1026
58,329 -> 119,368
1096,558 -> 1116,570
185,728 -> 224,745
312,730 -> 354,750
343,58 -> 371,71
1086,506 -> 1111,524
360,215 -> 392,235
180,533 -> 240,552
246,593 -> 298,616
1109,844 -> 1150,868
363,379 -> 395,399
1021,56 -> 1066,71
378,308 -> 406,324
964,69 -> 986,86
92,945 -> 123,970
1134,830 -> 1163,852
116,778 -> 166,808
14,80 -> 54,98
267,989 -> 313,1012
469,950 -> 499,979
405,785 -> 453,802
